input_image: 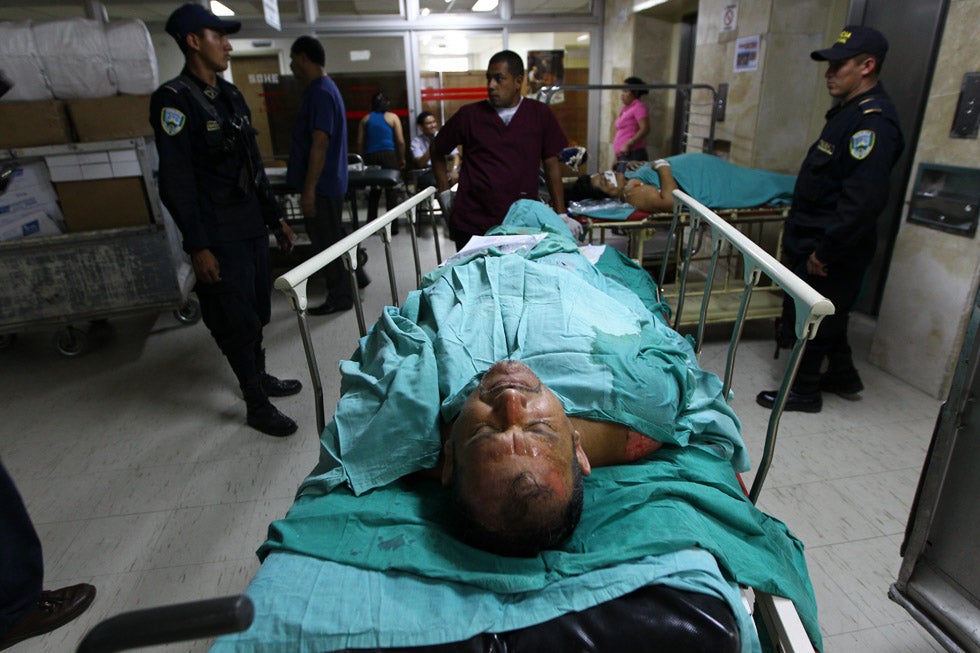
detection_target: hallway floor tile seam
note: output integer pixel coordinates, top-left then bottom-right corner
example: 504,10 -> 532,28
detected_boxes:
756,462 -> 930,491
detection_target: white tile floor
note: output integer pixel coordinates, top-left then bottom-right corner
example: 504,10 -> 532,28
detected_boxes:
1,225 -> 946,652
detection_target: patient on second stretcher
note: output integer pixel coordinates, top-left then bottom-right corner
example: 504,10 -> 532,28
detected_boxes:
566,152 -> 797,219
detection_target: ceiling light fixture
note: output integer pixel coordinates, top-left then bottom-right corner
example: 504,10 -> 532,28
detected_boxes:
471,0 -> 498,12
210,1 -> 235,16
577,33 -> 589,42
631,0 -> 667,12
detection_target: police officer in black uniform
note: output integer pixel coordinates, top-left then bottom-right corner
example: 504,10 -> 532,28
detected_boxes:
150,3 -> 301,437
757,26 -> 904,413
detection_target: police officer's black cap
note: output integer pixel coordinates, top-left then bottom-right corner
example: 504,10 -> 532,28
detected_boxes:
811,25 -> 888,62
165,3 -> 242,43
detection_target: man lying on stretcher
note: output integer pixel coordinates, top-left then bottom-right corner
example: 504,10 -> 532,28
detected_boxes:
436,358 -> 663,557
260,201 -> 822,651
301,199 -> 747,554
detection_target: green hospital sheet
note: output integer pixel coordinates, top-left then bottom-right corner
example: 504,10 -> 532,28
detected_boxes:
224,202 -> 821,651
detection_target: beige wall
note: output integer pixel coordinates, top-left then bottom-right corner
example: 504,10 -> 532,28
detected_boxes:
870,0 -> 980,398
688,0 -> 846,171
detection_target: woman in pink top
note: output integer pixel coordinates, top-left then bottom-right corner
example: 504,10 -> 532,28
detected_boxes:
613,76 -> 650,163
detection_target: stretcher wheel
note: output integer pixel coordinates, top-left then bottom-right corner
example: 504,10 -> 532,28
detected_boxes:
174,299 -> 201,325
54,326 -> 87,357
0,333 -> 16,350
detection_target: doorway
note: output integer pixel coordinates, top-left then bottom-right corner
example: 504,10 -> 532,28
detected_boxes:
231,54 -> 283,165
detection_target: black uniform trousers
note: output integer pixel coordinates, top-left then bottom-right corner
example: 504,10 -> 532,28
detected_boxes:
0,461 -> 43,635
195,235 -> 271,387
781,251 -> 868,391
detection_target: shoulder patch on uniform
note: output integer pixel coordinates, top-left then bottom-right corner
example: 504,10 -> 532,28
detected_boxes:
817,139 -> 834,155
160,107 -> 186,136
850,129 -> 875,160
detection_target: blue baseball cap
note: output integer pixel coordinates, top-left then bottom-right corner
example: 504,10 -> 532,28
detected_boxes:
811,25 -> 888,62
165,3 -> 241,43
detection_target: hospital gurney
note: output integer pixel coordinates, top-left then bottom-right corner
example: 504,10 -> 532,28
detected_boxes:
75,189 -> 831,652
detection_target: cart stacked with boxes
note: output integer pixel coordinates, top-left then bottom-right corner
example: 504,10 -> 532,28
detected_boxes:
0,17 -> 197,355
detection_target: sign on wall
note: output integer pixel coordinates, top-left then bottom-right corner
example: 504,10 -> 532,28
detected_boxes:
722,3 -> 738,32
734,35 -> 759,73
263,0 -> 281,31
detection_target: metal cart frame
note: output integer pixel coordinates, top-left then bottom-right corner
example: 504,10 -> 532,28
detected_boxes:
0,138 -> 198,355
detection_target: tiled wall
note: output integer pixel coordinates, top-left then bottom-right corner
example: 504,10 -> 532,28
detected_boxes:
689,0 -> 847,171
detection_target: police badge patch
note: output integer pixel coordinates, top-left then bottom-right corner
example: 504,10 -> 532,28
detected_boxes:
161,107 -> 186,136
850,130 -> 875,160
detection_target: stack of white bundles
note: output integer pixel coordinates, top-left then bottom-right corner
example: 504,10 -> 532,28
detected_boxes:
106,19 -> 158,94
0,21 -> 53,101
32,18 -> 117,99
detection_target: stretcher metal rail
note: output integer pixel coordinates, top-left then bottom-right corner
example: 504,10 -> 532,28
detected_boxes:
273,186 -> 437,434
75,189 -> 829,653
671,190 -> 835,502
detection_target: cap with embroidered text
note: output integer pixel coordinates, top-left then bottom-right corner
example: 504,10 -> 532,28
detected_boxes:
810,25 -> 888,62
165,3 -> 241,43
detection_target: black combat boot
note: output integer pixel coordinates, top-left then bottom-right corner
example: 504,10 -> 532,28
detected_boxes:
255,348 -> 302,397
755,372 -> 823,413
241,378 -> 298,437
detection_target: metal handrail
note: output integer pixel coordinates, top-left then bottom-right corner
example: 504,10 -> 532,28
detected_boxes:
540,83 -> 720,154
671,190 -> 835,503
274,187 -> 436,434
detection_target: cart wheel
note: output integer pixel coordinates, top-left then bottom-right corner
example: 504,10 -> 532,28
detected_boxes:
173,299 -> 201,325
0,333 -> 16,350
54,326 -> 87,357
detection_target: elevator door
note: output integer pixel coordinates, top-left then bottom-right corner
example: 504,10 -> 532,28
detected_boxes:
845,0 -> 949,315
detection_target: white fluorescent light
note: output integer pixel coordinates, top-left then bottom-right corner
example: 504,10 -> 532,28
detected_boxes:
632,0 -> 667,12
577,33 -> 589,42
471,0 -> 498,12
210,1 -> 235,16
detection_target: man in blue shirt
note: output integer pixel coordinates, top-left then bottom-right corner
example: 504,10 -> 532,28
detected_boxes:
287,36 -> 367,315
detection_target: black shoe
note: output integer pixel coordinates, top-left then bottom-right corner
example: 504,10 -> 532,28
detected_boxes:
307,299 -> 353,316
0,584 -> 96,651
755,389 -> 823,413
246,401 -> 297,437
261,372 -> 302,397
820,370 -> 864,397
356,267 -> 371,289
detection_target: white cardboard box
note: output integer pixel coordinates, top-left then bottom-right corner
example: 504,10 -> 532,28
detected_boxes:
6,161 -> 53,190
0,209 -> 63,240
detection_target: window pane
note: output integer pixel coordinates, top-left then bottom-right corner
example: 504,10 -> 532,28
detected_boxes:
417,31 -> 503,124
509,32 -> 592,159
418,0 -> 500,17
513,0 -> 591,15
318,0 -> 402,16
100,1 -> 303,22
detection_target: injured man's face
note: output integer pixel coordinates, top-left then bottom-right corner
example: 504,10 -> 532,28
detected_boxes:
442,360 -> 591,557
